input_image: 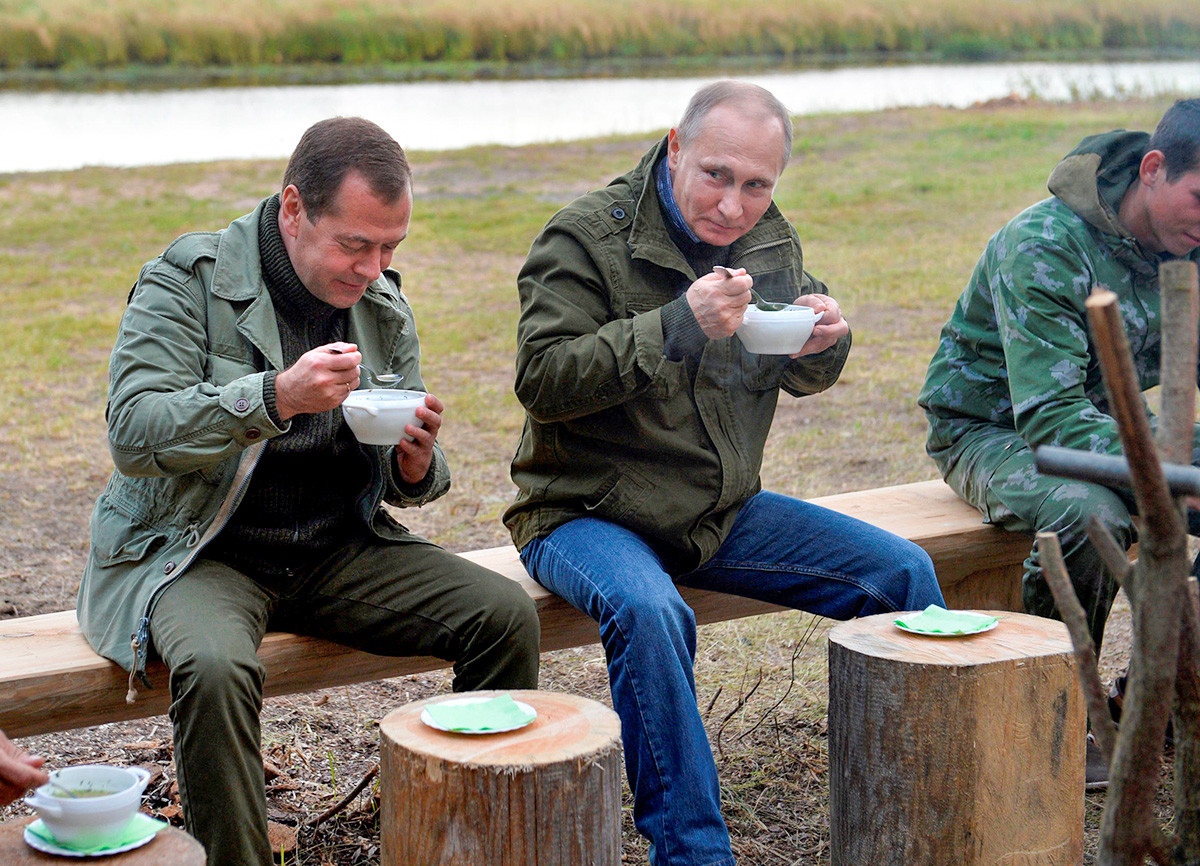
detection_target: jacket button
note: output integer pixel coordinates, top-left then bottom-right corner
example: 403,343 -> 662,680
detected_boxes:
234,398 -> 250,412
611,207 -> 626,220
245,428 -> 261,441
163,561 -> 176,575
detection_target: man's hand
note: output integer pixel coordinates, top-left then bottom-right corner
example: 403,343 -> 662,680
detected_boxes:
395,393 -> 444,484
687,268 -> 753,339
274,342 -> 362,421
0,728 -> 48,807
789,294 -> 849,358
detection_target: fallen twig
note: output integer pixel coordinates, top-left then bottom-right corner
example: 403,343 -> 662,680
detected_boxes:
307,764 -> 379,829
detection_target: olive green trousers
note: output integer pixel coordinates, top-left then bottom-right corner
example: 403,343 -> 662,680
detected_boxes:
150,536 -> 540,866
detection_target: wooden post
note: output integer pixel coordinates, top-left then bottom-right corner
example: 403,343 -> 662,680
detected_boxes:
828,611 -> 1084,866
378,690 -> 622,866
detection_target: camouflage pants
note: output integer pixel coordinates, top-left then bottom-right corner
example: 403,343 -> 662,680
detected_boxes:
943,428 -> 1200,655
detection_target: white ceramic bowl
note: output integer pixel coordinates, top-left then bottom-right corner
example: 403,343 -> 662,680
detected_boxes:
341,388 -> 427,445
24,764 -> 150,850
736,304 -> 823,355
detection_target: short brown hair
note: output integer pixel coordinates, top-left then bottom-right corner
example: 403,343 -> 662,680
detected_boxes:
282,116 -> 411,219
1149,99 -> 1200,180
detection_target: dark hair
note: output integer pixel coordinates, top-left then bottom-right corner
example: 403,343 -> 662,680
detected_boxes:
676,80 -> 794,168
282,116 -> 411,219
1148,99 -> 1200,180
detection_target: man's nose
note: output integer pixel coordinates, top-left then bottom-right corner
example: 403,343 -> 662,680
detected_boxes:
717,189 -> 743,221
353,251 -> 384,281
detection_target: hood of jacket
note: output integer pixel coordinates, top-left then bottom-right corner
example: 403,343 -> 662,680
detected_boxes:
1046,129 -> 1149,241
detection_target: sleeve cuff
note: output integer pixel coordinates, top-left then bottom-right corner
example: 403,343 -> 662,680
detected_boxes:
263,371 -> 283,427
660,295 -> 709,361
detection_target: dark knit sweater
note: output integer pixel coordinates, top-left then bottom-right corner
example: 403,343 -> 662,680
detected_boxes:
205,194 -> 372,583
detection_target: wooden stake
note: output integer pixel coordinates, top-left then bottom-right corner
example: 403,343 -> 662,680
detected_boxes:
1087,287 -> 1188,865
1158,260 -> 1200,863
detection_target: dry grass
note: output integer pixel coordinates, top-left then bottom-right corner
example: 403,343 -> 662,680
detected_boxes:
2,0 -> 1199,71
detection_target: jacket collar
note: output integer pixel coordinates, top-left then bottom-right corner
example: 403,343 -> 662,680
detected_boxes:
209,197 -> 408,370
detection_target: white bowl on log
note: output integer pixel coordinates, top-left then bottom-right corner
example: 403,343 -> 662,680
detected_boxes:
736,304 -> 823,355
342,389 -> 427,445
23,764 -> 151,850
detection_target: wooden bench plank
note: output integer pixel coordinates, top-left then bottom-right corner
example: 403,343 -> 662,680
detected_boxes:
0,480 -> 1027,739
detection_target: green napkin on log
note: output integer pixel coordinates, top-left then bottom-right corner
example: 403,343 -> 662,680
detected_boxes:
27,813 -> 168,854
894,604 -> 999,635
425,694 -> 536,732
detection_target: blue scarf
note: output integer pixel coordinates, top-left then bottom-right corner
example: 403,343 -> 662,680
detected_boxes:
655,154 -> 701,246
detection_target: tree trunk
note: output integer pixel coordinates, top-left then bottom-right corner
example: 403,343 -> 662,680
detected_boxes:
828,611 -> 1084,865
378,690 -> 622,866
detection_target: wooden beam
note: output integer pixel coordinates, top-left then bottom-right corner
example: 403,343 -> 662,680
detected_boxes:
0,480 -> 1028,739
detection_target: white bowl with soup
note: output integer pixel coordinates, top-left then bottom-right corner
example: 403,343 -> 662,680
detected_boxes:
23,764 -> 151,850
736,304 -> 824,355
342,389 -> 427,445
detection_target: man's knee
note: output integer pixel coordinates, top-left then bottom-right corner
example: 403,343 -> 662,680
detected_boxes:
168,645 -> 265,708
1035,481 -> 1135,549
478,578 -> 541,649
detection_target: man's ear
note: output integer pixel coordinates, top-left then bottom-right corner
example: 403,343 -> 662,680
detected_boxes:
1139,149 -> 1167,187
279,184 -> 303,239
667,128 -> 681,172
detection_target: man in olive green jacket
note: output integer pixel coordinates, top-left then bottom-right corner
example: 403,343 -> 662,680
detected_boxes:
506,81 -> 943,866
79,117 -> 539,865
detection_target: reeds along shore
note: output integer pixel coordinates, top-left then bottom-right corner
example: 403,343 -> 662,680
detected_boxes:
3,0 -> 1200,72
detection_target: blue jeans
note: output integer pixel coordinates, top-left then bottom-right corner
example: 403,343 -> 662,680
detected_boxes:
520,490 -> 943,866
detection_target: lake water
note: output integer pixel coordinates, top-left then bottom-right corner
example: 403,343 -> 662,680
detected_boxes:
3,60 -> 1198,173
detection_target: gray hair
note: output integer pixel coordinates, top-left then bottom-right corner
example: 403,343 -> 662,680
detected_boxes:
676,81 -> 794,168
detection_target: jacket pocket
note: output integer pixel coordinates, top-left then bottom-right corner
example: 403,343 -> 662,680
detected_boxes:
583,467 -> 654,525
740,351 -> 787,392
90,497 -> 165,567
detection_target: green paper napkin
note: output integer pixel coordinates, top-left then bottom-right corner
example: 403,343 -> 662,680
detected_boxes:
895,604 -> 999,635
28,812 -> 168,854
425,694 -> 536,732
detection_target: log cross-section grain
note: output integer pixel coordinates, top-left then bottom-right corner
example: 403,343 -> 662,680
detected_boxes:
378,690 -> 622,866
828,611 -> 1084,866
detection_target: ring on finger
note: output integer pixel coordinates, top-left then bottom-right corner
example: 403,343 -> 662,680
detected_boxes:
345,382 -> 353,392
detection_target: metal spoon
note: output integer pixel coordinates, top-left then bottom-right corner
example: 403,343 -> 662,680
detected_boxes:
356,362 -> 404,386
712,265 -> 790,311
45,776 -> 80,798
327,349 -> 405,386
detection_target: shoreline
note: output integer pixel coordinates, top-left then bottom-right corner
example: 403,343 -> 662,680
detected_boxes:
1,46 -> 1191,94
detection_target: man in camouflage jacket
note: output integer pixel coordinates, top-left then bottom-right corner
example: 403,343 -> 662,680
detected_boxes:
920,99 -> 1200,660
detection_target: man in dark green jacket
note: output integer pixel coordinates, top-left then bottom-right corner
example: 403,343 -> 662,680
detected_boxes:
920,99 -> 1200,784
80,117 -> 539,865
506,80 -> 943,866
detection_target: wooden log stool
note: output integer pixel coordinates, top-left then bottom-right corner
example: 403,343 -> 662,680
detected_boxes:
0,816 -> 204,864
379,689 -> 622,866
828,611 -> 1085,866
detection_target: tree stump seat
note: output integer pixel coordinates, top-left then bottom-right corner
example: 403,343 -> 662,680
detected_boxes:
828,611 -> 1085,866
